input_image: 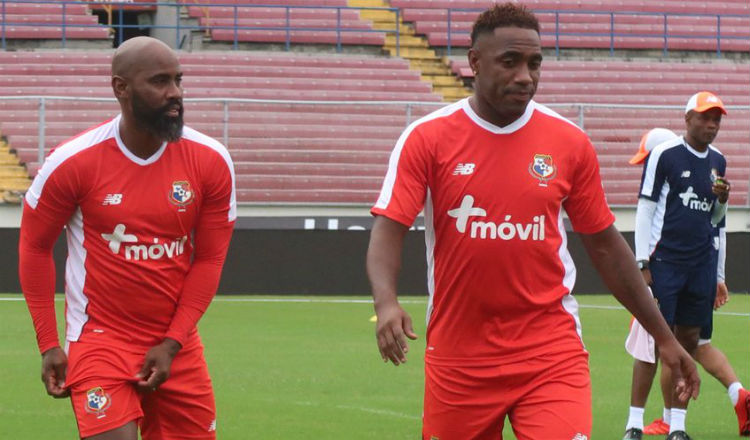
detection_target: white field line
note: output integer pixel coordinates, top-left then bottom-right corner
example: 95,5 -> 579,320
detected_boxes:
1,296 -> 748,317
292,400 -> 420,421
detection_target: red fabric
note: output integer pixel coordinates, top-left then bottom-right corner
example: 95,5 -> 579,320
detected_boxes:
20,116 -> 235,353
19,201 -> 68,353
372,99 -> 614,366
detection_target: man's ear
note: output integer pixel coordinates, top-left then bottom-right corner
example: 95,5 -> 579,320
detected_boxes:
112,76 -> 128,99
467,47 -> 479,76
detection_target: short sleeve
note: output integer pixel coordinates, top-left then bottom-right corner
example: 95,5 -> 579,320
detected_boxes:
371,124 -> 431,227
563,138 -> 615,234
639,149 -> 666,201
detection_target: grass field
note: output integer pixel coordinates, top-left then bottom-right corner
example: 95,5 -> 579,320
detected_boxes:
1,293 -> 748,439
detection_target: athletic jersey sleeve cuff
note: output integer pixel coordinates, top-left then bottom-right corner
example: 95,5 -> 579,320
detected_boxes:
370,208 -> 415,228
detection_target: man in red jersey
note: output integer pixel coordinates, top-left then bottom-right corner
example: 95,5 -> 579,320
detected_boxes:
366,4 -> 699,439
19,36 -> 235,439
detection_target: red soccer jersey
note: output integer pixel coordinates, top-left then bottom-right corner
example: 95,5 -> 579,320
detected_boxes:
372,99 -> 614,366
20,115 -> 236,353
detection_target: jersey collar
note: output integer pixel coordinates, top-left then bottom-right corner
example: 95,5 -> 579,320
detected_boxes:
113,114 -> 169,166
681,136 -> 711,158
461,98 -> 535,134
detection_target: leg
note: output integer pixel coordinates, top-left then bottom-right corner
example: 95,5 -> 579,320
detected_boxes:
670,325 -> 700,410
66,342 -> 144,440
630,359 -> 657,408
140,342 -> 216,440
660,359 -> 673,413
423,363 -> 507,440
695,342 -> 738,389
509,352 -> 591,440
84,422 -> 138,440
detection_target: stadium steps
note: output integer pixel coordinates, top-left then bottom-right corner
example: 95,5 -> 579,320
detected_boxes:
0,138 -> 30,204
348,0 -> 470,101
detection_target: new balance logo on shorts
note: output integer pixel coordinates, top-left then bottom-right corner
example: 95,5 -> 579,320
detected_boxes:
572,434 -> 588,440
453,163 -> 475,175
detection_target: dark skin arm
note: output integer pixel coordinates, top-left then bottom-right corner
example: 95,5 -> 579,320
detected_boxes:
135,337 -> 181,392
41,347 -> 70,398
366,216 -> 418,366
579,224 -> 700,402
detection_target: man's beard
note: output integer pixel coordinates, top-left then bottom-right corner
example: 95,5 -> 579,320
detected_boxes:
131,92 -> 184,142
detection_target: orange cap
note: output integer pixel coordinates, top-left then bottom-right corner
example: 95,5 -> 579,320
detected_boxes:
685,91 -> 727,115
629,128 -> 678,165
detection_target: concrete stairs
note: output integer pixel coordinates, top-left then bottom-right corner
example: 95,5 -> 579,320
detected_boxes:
349,0 -> 471,102
0,137 -> 31,204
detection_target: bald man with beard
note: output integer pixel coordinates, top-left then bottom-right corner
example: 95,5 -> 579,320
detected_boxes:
19,37 -> 236,440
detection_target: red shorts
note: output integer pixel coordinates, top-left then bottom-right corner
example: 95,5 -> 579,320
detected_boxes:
66,339 -> 216,439
422,351 -> 591,440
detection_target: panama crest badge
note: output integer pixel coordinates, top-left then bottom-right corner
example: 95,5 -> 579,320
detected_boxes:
84,387 -> 112,419
169,180 -> 194,210
528,154 -> 557,187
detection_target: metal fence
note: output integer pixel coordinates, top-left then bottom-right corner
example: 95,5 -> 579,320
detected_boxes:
1,0 -> 748,58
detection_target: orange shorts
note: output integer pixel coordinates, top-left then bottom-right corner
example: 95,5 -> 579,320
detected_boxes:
422,351 -> 591,440
66,339 -> 216,439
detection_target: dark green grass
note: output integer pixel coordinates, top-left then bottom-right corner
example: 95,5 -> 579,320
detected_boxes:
1,294 -> 748,439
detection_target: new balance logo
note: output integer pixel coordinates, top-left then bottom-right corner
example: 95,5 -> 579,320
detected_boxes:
453,163 -> 475,175
572,434 -> 588,440
678,186 -> 713,212
101,223 -> 187,261
102,194 -> 122,205
208,420 -> 217,432
681,170 -> 691,178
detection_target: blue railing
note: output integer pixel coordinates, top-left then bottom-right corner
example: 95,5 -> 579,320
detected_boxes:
444,8 -> 750,57
0,1 -> 748,58
0,0 -> 401,54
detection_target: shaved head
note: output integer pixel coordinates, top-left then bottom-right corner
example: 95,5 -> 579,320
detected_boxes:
112,36 -> 178,79
111,36 -> 184,144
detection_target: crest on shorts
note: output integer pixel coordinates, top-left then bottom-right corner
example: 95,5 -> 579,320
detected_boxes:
169,180 -> 194,208
528,154 -> 557,186
84,386 -> 112,418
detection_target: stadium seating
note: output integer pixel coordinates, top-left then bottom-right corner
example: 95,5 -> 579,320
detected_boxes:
0,50 -> 442,204
186,1 -> 386,47
0,2 -> 109,42
392,0 -> 750,53
1,49 -> 747,206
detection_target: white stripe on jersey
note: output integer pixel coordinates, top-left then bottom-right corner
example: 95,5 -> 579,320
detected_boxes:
25,119 -> 117,209
650,182 -> 669,256
531,101 -> 587,132
557,207 -> 584,343
181,125 -> 238,222
65,207 -> 89,343
640,137 -> 685,197
374,100 -> 464,210
424,188 -> 436,327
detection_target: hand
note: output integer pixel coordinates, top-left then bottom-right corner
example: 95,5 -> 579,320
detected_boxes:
640,268 -> 652,286
374,301 -> 418,366
41,346 -> 70,398
712,176 -> 730,204
714,282 -> 729,310
658,338 -> 700,403
135,338 -> 182,393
